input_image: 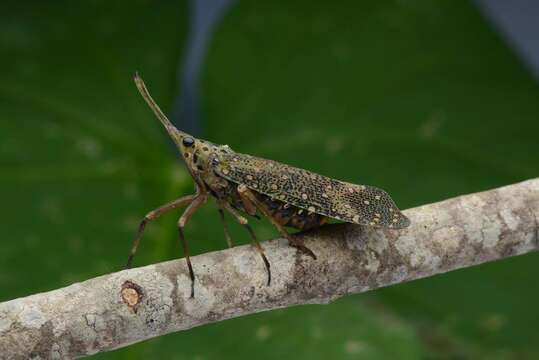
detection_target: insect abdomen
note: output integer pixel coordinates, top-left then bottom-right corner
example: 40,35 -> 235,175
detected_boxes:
258,193 -> 328,231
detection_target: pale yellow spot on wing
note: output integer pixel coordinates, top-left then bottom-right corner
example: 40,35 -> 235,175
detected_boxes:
302,193 -> 308,200
246,175 -> 254,181
322,193 -> 329,198
353,215 -> 360,222
308,206 -> 315,212
375,195 -> 381,200
363,200 -> 370,205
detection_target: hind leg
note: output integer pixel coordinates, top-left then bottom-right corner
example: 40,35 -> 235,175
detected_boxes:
237,185 -> 316,260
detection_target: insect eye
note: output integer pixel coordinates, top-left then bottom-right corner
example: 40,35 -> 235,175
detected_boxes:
182,137 -> 195,147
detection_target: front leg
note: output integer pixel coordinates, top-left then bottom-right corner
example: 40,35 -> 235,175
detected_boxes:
126,194 -> 197,268
177,193 -> 208,298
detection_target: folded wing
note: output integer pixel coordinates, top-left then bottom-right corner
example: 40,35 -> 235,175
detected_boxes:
212,151 -> 410,229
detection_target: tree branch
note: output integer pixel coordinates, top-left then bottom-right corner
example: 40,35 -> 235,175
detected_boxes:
1,179 -> 538,359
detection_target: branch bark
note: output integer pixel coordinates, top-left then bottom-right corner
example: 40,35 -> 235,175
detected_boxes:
1,179 -> 538,359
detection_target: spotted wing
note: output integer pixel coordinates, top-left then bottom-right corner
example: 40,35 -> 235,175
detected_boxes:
213,151 -> 410,229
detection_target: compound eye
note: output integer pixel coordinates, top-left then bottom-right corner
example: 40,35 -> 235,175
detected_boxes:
182,137 -> 195,147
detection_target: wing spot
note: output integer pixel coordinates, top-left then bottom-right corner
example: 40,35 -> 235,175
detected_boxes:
389,208 -> 394,213
298,209 -> 304,215
347,187 -> 355,193
301,193 -> 308,200
282,175 -> 288,180
279,194 -> 286,200
363,200 -> 370,205
326,185 -> 332,191
345,204 -> 351,209
369,221 -> 376,226
375,195 -> 381,200
252,183 -> 258,188
353,215 -> 360,222
271,184 -> 278,190
308,206 -> 315,213
310,174 -> 317,180
222,169 -> 230,175
373,217 -> 380,223
392,218 -> 398,223
246,175 -> 254,181
374,212 -> 381,218
322,193 -> 328,198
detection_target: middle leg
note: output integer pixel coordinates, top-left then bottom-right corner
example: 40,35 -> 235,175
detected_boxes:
216,201 -> 234,248
221,202 -> 271,286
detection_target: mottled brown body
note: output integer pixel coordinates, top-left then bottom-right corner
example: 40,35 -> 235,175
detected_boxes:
127,73 -> 410,297
209,175 -> 328,231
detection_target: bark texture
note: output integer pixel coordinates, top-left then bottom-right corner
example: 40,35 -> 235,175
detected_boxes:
1,178 -> 538,359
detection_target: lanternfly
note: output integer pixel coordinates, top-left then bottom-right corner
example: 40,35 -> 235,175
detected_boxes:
126,73 -> 410,297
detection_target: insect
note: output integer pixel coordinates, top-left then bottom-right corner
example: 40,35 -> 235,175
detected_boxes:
127,73 -> 410,297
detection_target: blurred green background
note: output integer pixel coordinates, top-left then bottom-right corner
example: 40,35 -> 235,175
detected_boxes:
1,1 -> 538,359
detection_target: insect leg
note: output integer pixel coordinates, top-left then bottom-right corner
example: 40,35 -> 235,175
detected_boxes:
216,202 -> 234,248
237,185 -> 317,260
221,202 -> 271,286
126,194 -> 197,269
178,194 -> 208,298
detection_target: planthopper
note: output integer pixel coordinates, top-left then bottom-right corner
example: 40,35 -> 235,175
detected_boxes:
126,73 -> 410,297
